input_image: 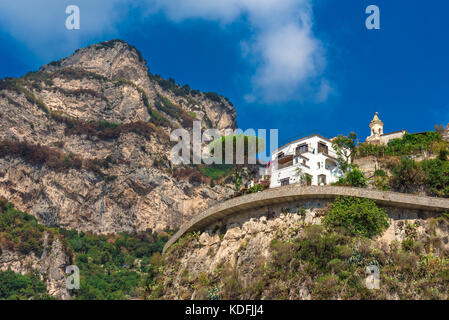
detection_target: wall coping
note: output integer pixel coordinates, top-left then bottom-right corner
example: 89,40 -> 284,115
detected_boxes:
163,186 -> 449,253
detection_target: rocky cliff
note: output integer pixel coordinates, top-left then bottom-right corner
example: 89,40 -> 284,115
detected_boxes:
154,202 -> 449,300
0,39 -> 237,234
0,235 -> 71,300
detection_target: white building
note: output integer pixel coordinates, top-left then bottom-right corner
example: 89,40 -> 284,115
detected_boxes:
269,134 -> 346,188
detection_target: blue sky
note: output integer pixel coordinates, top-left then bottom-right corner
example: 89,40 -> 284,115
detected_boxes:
0,0 -> 448,150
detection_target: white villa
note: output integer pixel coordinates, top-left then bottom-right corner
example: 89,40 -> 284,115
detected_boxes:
269,134 -> 346,188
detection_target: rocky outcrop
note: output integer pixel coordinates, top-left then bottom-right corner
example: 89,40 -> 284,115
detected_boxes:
163,185 -> 449,253
0,39 -> 237,233
0,235 -> 70,300
159,205 -> 449,300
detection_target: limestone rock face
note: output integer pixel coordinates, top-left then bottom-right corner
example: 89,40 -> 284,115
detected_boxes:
41,40 -> 151,90
0,39 -> 237,233
162,210 -> 318,299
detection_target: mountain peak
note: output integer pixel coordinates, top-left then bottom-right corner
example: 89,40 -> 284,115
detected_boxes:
40,39 -> 149,85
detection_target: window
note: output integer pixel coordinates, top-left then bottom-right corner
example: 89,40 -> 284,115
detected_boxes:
317,162 -> 321,169
318,174 -> 326,185
318,142 -> 328,155
296,144 -> 308,155
281,178 -> 290,186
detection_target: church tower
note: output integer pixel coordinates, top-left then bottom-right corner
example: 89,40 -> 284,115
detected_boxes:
366,112 -> 384,144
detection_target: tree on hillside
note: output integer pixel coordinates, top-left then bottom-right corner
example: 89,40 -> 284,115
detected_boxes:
323,196 -> 389,238
333,166 -> 367,188
332,132 -> 357,173
389,157 -> 427,193
435,124 -> 445,135
209,134 -> 265,166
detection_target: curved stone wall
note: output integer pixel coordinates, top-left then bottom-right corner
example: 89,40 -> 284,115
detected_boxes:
163,186 -> 449,253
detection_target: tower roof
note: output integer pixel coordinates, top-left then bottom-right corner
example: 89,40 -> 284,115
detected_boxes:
370,112 -> 384,128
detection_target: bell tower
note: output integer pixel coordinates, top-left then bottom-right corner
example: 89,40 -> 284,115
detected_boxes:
366,112 -> 384,143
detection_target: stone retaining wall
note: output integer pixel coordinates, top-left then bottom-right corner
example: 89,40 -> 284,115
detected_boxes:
163,186 -> 449,253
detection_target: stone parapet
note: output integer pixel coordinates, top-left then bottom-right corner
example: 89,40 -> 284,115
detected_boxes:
163,186 -> 449,253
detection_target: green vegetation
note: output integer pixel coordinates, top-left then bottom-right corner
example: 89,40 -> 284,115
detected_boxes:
386,157 -> 449,197
113,78 -> 172,128
388,157 -> 427,193
204,92 -> 222,103
0,139 -> 120,182
264,223 -> 449,299
0,139 -> 82,172
333,166 -> 367,188
0,78 -> 49,114
159,213 -> 449,300
1,71 -> 171,141
373,169 -> 389,191
187,111 -> 197,119
0,270 -> 53,300
0,197 -> 50,256
332,132 -> 357,173
149,75 -> 191,98
197,164 -> 235,181
60,228 -> 171,300
356,132 -> 443,158
348,131 -> 449,197
421,158 -> 449,197
209,134 -> 265,165
53,112 -> 168,142
0,199 -> 64,300
243,184 -> 265,195
49,67 -> 109,83
154,94 -> 194,127
323,196 -> 390,238
97,39 -> 145,63
331,132 -> 368,188
0,198 -> 172,300
148,70 -> 232,106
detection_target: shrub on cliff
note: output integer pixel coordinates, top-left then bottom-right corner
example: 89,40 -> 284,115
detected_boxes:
0,140 -> 82,172
420,158 -> 449,197
333,167 -> 367,188
389,157 -> 427,193
323,196 -> 389,238
0,270 -> 52,300
356,132 -> 443,158
0,200 -> 47,256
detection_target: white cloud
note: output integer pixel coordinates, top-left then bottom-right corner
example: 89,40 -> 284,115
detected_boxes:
249,23 -> 323,102
143,0 -> 331,103
0,0 -> 332,103
0,0 -> 126,60
315,79 -> 335,103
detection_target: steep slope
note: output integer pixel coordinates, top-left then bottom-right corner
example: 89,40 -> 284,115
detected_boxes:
0,39 -> 237,233
153,199 -> 449,300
